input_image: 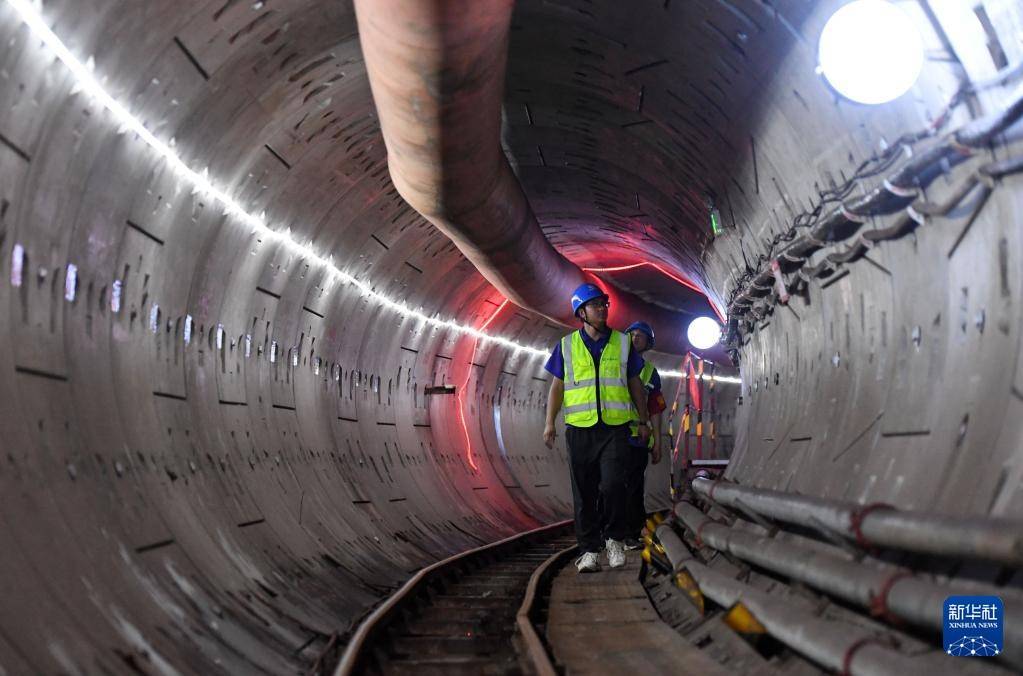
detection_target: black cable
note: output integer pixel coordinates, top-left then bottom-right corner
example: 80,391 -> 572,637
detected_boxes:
725,82 -> 1023,341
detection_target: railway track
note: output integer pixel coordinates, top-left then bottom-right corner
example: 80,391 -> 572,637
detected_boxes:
332,520 -> 576,676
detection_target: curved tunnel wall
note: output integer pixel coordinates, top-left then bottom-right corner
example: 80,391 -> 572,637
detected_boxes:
701,2 -> 1023,518
0,0 -> 1020,673
0,2 -> 583,672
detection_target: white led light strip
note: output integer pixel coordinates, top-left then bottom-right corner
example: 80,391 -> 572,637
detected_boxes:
684,373 -> 741,384
5,0 -> 739,383
6,0 -> 548,355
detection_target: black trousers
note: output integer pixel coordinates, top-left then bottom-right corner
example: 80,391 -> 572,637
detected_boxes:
625,444 -> 649,537
566,423 -> 631,552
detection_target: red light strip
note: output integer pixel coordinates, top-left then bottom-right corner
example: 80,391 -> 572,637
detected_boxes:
582,261 -> 726,324
457,299 -> 510,471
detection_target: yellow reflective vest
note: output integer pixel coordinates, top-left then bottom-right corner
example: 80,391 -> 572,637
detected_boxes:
561,329 -> 637,427
629,361 -> 656,448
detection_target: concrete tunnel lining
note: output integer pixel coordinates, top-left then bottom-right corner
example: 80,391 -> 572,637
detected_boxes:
0,0 -> 1021,673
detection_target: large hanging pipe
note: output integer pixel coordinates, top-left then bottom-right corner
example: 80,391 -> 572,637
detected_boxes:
673,502 -> 1023,669
352,0 -> 697,353
654,523 -> 1005,676
693,478 -> 1023,565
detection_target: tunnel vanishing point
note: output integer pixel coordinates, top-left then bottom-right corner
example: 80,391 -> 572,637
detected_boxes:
1,0 -> 1023,674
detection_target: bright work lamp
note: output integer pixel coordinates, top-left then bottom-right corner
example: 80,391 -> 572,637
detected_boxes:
687,316 -> 721,350
818,0 -> 923,105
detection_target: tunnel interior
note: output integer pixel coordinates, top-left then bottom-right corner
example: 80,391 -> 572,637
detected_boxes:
0,0 -> 1021,673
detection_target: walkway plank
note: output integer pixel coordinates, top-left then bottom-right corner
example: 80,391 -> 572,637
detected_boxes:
546,551 -> 729,675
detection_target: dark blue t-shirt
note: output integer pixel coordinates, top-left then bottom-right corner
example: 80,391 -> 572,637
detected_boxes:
544,328 -> 644,381
647,369 -> 662,393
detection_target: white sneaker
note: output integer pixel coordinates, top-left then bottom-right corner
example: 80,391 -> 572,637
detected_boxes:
575,551 -> 600,573
606,539 -> 626,568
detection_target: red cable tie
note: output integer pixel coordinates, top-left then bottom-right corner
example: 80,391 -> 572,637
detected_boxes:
848,502 -> 895,550
868,571 -> 913,623
840,204 -> 868,224
708,478 -> 722,503
841,637 -> 888,675
694,520 -> 710,548
882,178 -> 918,198
949,137 -> 975,156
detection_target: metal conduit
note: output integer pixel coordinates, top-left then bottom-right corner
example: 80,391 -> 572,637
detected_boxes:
693,478 -> 1023,565
673,502 -> 1023,670
653,524 -> 1004,676
655,522 -> 694,570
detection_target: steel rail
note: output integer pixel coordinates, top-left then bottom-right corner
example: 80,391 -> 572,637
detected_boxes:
333,518 -> 572,676
515,544 -> 577,676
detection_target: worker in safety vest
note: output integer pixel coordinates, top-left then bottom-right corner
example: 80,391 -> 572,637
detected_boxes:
543,283 -> 651,573
622,321 -> 665,550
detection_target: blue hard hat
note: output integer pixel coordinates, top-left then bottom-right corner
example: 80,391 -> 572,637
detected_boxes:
570,283 -> 608,315
625,321 -> 655,350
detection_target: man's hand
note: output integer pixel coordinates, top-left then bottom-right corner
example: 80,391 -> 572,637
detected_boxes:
650,436 -> 662,465
544,379 -> 564,450
638,421 -> 651,443
543,423 -> 557,449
